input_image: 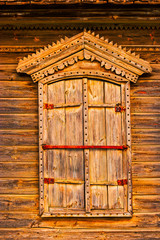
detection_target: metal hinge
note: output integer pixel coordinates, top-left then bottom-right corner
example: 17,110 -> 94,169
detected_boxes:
115,103 -> 126,112
44,178 -> 54,184
117,179 -> 128,186
43,103 -> 54,110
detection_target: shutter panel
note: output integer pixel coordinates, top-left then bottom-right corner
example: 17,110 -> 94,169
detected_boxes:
46,79 -> 85,212
42,77 -> 128,216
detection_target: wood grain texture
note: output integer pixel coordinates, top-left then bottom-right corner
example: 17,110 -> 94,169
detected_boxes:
0,14 -> 159,238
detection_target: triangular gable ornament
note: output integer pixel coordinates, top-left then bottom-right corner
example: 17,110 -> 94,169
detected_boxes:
17,30 -> 152,83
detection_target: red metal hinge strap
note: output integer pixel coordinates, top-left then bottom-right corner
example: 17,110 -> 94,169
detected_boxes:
42,145 -> 128,150
115,104 -> 126,112
44,178 -> 54,184
43,103 -> 54,110
117,179 -> 128,186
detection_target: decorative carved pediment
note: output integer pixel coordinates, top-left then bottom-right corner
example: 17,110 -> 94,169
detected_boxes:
17,30 -> 151,83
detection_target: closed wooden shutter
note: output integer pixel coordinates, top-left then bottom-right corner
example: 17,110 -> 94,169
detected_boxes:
42,77 -> 129,216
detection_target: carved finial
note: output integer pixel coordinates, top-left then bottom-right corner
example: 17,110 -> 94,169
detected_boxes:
88,30 -> 91,34
96,34 -> 100,38
52,42 -> 56,46
84,28 -> 87,32
91,32 -> 95,36
100,36 -> 104,40
123,47 -> 127,51
114,43 -> 117,47
65,36 -> 69,41
118,45 -> 122,49
48,44 -> 52,48
127,49 -> 131,54
132,52 -> 136,56
105,39 -> 109,43
44,46 -> 48,50
57,41 -> 60,45
109,41 -> 113,45
136,54 -> 140,58
60,38 -> 65,43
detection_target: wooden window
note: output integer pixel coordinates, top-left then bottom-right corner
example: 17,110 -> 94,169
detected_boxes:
17,31 -> 151,217
39,77 -> 131,217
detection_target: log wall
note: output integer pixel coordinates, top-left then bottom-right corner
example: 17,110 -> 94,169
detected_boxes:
0,8 -> 160,239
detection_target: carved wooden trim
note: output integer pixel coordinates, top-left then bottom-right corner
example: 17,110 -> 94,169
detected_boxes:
17,30 -> 151,83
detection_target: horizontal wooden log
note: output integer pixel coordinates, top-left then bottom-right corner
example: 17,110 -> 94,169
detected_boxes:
0,228 -> 159,240
130,80 -> 160,97
0,64 -> 31,81
139,64 -> 160,80
0,146 -> 38,162
0,162 -> 38,178
0,81 -> 37,98
0,195 -> 38,212
131,129 -> 160,145
132,162 -> 160,178
133,195 -> 160,213
0,130 -> 38,146
0,99 -> 38,114
0,179 -> 38,195
0,114 -> 38,130
0,212 -> 159,229
131,113 -> 160,129
0,28 -> 160,47
133,178 -> 160,195
132,145 -> 160,162
131,97 -> 160,113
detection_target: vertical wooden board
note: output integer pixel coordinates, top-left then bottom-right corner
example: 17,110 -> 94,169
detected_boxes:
88,108 -> 107,181
88,108 -> 106,145
88,79 -> 104,104
65,105 -> 84,210
66,184 -> 84,209
105,82 -> 121,104
47,81 -> 65,104
66,150 -> 84,181
49,183 -> 66,208
65,79 -> 82,104
91,185 -> 108,210
47,108 -> 65,145
65,106 -> 84,179
108,186 -> 124,210
89,150 -> 107,183
65,106 -> 83,145
107,150 -> 123,182
106,108 -> 122,146
48,150 -> 66,180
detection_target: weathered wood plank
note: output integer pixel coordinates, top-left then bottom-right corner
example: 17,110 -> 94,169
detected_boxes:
0,130 -> 38,146
0,146 -> 38,162
0,81 -> 37,98
0,64 -> 31,81
133,178 -> 160,195
0,99 -> 38,114
131,129 -> 160,145
132,144 -> 160,162
0,212 -> 159,229
132,162 -> 160,178
0,229 -> 160,240
0,114 -> 38,129
131,80 -> 160,97
0,179 -> 38,195
133,195 -> 160,213
131,113 -> 160,129
131,97 -> 160,113
0,162 -> 38,178
0,195 -> 38,212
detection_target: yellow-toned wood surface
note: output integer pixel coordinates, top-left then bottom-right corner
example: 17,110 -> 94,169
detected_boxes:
0,26 -> 160,239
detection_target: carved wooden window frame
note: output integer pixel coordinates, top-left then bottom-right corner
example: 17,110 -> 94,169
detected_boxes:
16,30 -> 151,217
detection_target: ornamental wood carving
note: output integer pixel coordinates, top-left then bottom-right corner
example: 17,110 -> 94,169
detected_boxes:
17,30 -> 151,84
17,31 -> 151,217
